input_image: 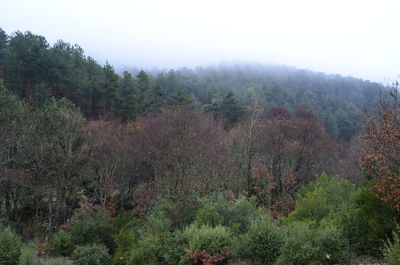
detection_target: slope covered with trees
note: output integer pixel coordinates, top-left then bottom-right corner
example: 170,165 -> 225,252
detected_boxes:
0,29 -> 384,140
1,28 -> 399,265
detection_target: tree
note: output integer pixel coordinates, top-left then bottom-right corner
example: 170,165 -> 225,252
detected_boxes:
118,71 -> 139,120
4,31 -> 49,101
362,88 -> 400,210
0,28 -> 7,79
102,62 -> 120,114
206,91 -> 245,128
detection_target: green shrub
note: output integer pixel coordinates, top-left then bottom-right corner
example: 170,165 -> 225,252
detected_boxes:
314,223 -> 348,265
162,197 -> 200,229
0,226 -> 22,265
195,205 -> 223,227
49,230 -> 74,256
126,213 -> 185,265
19,246 -> 42,265
41,256 -> 72,265
112,230 -> 136,265
71,244 -> 111,265
384,229 -> 400,265
286,174 -> 356,224
183,224 -> 233,256
353,181 -> 398,256
277,222 -> 347,265
277,222 -> 317,265
113,210 -> 136,231
69,214 -> 115,253
196,195 -> 262,234
237,215 -> 283,264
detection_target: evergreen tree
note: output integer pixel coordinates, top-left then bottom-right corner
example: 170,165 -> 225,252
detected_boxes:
118,71 -> 139,120
0,28 -> 7,79
220,91 -> 245,127
102,62 -> 120,113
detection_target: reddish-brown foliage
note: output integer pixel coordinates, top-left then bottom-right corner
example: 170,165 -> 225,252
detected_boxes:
362,98 -> 400,210
188,249 -> 231,265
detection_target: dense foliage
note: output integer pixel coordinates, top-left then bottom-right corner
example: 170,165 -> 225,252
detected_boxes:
0,28 -> 399,265
0,226 -> 21,265
0,29 -> 383,140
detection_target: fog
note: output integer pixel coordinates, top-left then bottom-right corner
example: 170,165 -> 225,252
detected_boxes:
1,0 -> 400,83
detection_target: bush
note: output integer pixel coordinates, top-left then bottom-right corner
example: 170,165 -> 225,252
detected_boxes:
195,205 -> 222,227
19,246 -> 42,265
314,222 -> 348,265
277,222 -> 347,265
196,195 -> 262,234
112,230 -> 136,265
71,244 -> 111,265
113,210 -> 136,231
0,226 -> 22,265
69,214 -> 115,253
237,215 -> 283,264
286,174 -> 356,224
183,224 -> 233,256
384,228 -> 400,265
162,197 -> 200,229
353,181 -> 398,256
126,213 -> 185,265
186,249 -> 230,265
277,222 -> 317,265
41,257 -> 73,265
49,230 -> 74,256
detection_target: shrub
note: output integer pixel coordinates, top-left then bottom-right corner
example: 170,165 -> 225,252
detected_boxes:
186,249 -> 230,265
163,197 -> 200,229
277,222 -> 347,265
196,195 -> 262,234
69,213 -> 115,253
183,224 -> 233,256
384,228 -> 400,265
0,226 -> 22,265
41,257 -> 73,265
112,230 -> 136,265
49,230 -> 74,256
126,213 -> 185,265
353,181 -> 398,256
314,222 -> 348,265
237,215 -> 283,264
277,222 -> 317,265
195,205 -> 222,227
286,174 -> 356,224
113,210 -> 136,231
71,244 -> 111,265
19,246 -> 42,265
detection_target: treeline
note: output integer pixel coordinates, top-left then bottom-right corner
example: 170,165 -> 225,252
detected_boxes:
0,29 -> 384,140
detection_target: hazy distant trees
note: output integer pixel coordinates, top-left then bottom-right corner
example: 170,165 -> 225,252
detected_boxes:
0,28 -> 384,141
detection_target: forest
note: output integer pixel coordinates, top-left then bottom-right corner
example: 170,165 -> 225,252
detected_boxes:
0,29 -> 399,265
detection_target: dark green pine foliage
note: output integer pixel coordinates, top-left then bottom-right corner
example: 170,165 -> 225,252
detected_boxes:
208,91 -> 245,128
102,62 -> 120,114
86,57 -> 105,118
136,70 -> 150,115
170,86 -> 192,109
118,71 -> 139,120
4,31 -> 49,101
145,82 -> 164,113
0,29 -> 7,79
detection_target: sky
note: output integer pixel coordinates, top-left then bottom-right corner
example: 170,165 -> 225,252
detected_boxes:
1,0 -> 400,83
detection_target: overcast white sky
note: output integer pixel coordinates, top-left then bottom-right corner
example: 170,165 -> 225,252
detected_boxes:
1,0 -> 400,82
